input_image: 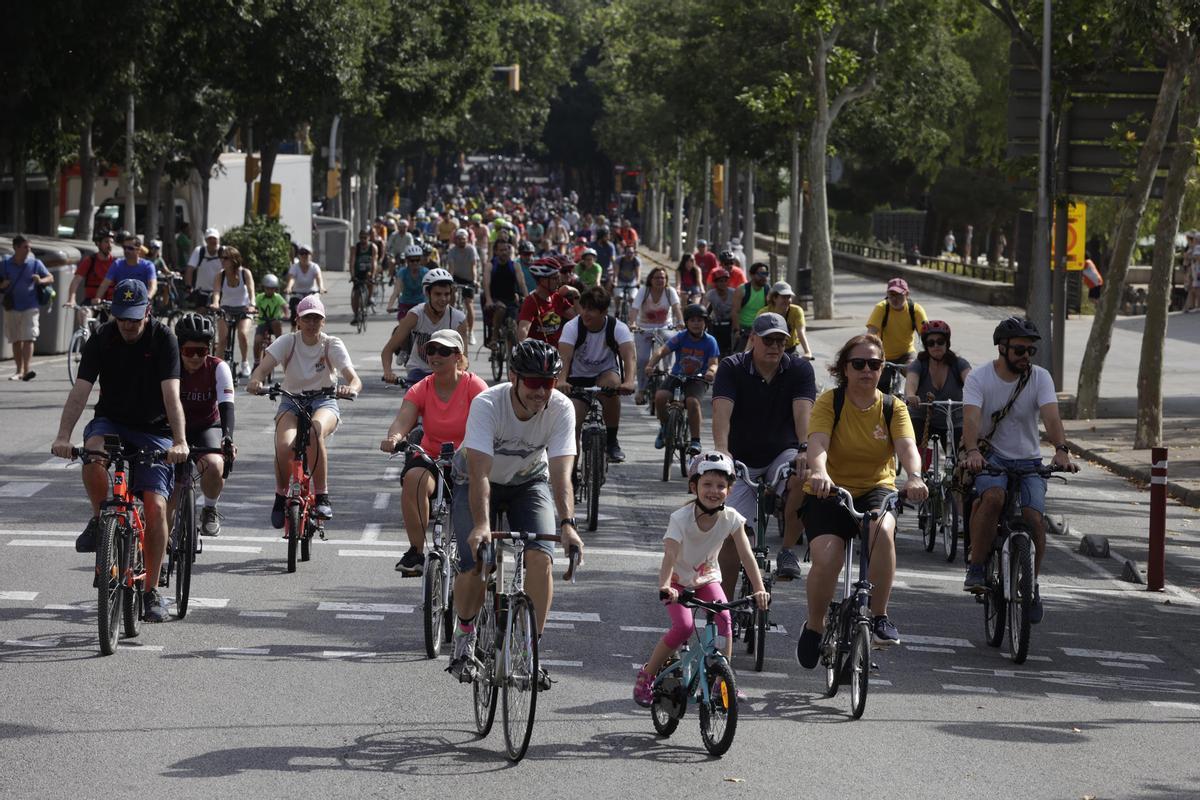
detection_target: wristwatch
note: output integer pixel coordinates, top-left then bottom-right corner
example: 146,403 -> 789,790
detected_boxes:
1055,444 -> 1070,453
560,517 -> 577,529
797,443 -> 808,452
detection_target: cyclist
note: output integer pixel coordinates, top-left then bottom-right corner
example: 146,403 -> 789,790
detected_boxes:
758,281 -> 813,359
546,212 -> 569,253
576,248 -> 602,289
645,303 -> 719,456
694,238 -> 718,283
557,286 -> 637,462
716,250 -> 746,289
446,340 -> 583,689
865,277 -> 928,391
174,313 -> 236,537
283,245 -> 325,325
148,240 -> 180,314
381,268 -> 468,385
517,257 -> 578,346
184,228 -> 223,307
207,246 -> 256,380
481,240 -> 527,350
386,244 -> 428,320
903,320 -> 971,451
675,252 -> 703,303
631,266 -> 682,405
961,317 -> 1077,622
613,243 -> 641,294
51,279 -> 189,624
96,233 -> 158,303
730,262 -> 771,351
248,295 -> 362,525
379,329 -> 487,576
704,267 -> 734,355
349,227 -> 379,321
444,229 -> 481,344
592,226 -> 617,282
795,333 -> 928,664
712,313 -> 816,596
387,218 -> 414,267
65,231 -> 116,328
516,240 -> 537,292
253,273 -> 286,369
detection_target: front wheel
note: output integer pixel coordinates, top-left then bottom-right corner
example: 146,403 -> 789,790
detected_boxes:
285,503 -> 300,573
983,551 -> 1005,647
821,607 -> 842,698
698,658 -> 739,756
1008,532 -> 1035,664
174,484 -> 195,618
661,409 -> 677,482
422,552 -> 446,658
848,621 -> 871,720
920,492 -> 938,552
941,486 -> 959,563
473,591 -> 499,737
96,515 -> 123,655
502,595 -> 539,762
121,530 -> 143,639
586,431 -> 603,531
752,603 -> 768,672
67,329 -> 87,385
490,344 -> 505,383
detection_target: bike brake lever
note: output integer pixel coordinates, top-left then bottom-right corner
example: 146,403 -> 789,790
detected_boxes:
563,544 -> 581,583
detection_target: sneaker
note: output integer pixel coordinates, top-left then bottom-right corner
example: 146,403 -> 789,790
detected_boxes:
654,426 -> 666,449
143,589 -> 170,623
796,623 -> 822,669
963,564 -> 986,594
446,626 -> 478,683
75,516 -> 101,553
775,548 -> 803,581
537,667 -> 554,691
395,547 -> 425,576
21,370 -> 36,382
1029,584 -> 1044,625
871,615 -> 900,647
200,506 -> 222,537
469,333 -> 477,346
686,438 -> 702,456
314,494 -> 333,520
633,667 -> 654,707
271,496 -> 286,529
634,390 -> 646,406
607,443 -> 626,463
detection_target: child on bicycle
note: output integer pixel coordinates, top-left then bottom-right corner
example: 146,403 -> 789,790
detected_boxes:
633,452 -> 769,707
253,273 -> 286,369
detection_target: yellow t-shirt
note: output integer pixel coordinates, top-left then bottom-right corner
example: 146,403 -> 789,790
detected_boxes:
806,388 -> 915,494
866,299 -> 928,360
758,303 -> 806,349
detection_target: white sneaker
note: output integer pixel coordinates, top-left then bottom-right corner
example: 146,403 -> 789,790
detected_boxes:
469,333 -> 477,345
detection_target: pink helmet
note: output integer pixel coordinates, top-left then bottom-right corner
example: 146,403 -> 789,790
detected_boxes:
296,295 -> 326,318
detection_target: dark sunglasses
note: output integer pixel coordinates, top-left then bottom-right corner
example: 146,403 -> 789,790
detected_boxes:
425,343 -> 459,358
519,376 -> 555,391
849,357 -> 884,372
925,338 -> 947,347
753,271 -> 768,278
760,335 -> 787,348
181,346 -> 209,358
123,244 -> 139,251
1005,344 -> 1037,357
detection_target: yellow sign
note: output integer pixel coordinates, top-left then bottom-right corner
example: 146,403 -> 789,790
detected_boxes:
327,168 -> 341,198
1052,202 -> 1086,270
712,164 -> 724,209
252,182 -> 282,218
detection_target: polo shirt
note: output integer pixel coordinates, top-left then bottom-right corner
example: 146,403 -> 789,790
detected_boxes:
712,351 -> 817,469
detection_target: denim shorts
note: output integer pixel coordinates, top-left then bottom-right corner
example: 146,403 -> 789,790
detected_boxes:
275,394 -> 341,425
406,367 -> 432,385
452,478 -> 556,571
82,418 -> 173,499
972,455 -> 1047,515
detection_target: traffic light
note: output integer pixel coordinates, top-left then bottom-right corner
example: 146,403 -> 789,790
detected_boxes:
508,64 -> 520,92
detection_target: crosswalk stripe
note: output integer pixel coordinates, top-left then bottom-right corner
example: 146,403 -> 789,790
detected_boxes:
1150,701 -> 1200,712
337,613 -> 384,621
373,493 -> 389,510
361,523 -> 382,542
321,650 -> 376,658
0,481 -> 49,497
905,634 -> 974,648
0,591 -> 38,601
239,611 -> 287,618
543,622 -> 575,629
620,626 -> 661,633
217,647 -> 270,655
338,549 -> 403,558
8,540 -> 74,548
1061,647 -> 1163,664
942,684 -> 998,694
3,639 -> 55,648
1098,660 -> 1149,670
548,611 -> 601,622
188,598 -> 230,608
542,659 -> 582,667
117,642 -> 163,652
202,545 -> 262,554
318,601 -> 414,614
908,645 -> 955,654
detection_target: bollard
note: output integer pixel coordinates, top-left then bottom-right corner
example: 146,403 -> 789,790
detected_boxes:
1148,447 -> 1167,592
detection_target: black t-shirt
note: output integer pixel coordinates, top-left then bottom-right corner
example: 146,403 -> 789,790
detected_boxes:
77,319 -> 180,435
712,351 -> 817,468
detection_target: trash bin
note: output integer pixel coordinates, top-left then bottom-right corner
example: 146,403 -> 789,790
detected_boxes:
22,238 -> 81,356
314,215 -> 352,272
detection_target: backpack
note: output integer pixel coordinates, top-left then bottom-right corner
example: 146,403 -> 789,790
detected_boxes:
741,282 -> 766,304
573,315 -> 623,378
881,298 -> 916,333
831,385 -> 895,442
280,332 -> 334,377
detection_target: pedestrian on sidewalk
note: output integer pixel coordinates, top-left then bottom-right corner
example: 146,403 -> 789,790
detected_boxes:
1,235 -> 53,381
866,277 -> 928,391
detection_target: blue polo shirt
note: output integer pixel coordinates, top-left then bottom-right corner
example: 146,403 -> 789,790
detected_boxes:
666,330 -> 719,377
104,258 -> 156,290
712,351 -> 817,468
2,256 -> 50,311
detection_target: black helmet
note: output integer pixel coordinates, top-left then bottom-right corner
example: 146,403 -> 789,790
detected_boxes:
684,303 -> 709,321
175,312 -> 215,343
509,339 -> 563,378
992,316 -> 1041,344
718,250 -> 735,263
518,240 -> 535,253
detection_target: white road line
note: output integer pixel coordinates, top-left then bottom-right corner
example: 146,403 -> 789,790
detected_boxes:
336,613 -> 385,621
217,647 -> 270,656
188,598 -> 230,608
38,457 -> 76,470
942,684 -> 998,694
338,549 -> 404,558
542,659 -> 583,667
1046,692 -> 1100,702
0,591 -> 38,601
894,569 -> 961,583
543,622 -> 575,630
908,645 -> 956,654
620,626 -> 661,633
0,481 -> 49,497
1,530 -> 75,537
873,679 -> 893,687
43,604 -> 86,611
1150,701 -> 1200,712
317,601 -> 414,614
200,545 -> 262,554
1098,660 -> 1150,670
905,634 -> 974,648
361,523 -> 382,542
586,547 -> 661,560
770,625 -> 789,635
383,467 -> 400,481
239,611 -> 287,618
117,643 -> 163,652
547,611 -> 601,622
1061,647 -> 1163,664
1024,655 -> 1053,662
3,639 -> 55,648
373,493 -> 389,510
320,650 -> 376,658
7,540 -> 74,548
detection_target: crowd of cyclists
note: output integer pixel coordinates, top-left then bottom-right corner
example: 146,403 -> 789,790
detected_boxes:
50,182 -> 1079,715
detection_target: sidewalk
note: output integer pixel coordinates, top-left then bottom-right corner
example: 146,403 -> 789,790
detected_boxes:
1056,418 -> 1200,508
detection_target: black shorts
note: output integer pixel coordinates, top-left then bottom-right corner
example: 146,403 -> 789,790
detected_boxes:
453,277 -> 477,298
176,425 -> 223,481
400,450 -> 452,501
256,319 -> 282,336
801,487 -> 894,542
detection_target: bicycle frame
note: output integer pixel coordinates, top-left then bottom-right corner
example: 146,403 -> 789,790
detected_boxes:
831,488 -> 900,625
653,610 -> 723,710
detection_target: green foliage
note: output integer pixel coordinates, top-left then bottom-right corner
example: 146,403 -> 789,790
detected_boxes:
220,218 -> 293,283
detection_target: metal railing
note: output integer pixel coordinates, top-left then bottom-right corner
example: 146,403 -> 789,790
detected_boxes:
832,239 -> 1017,284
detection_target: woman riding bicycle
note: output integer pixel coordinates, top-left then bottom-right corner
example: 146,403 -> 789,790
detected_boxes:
283,246 -> 325,326
379,329 -> 487,577
208,246 -> 256,380
247,295 -> 362,526
904,320 -> 971,453
675,252 -> 703,304
796,334 -> 927,667
758,281 -> 813,359
632,266 -> 682,405
703,267 -> 734,356
386,244 -> 428,320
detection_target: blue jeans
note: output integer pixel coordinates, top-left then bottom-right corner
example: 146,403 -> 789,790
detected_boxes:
82,418 -> 173,498
972,455 -> 1047,515
452,478 -> 556,571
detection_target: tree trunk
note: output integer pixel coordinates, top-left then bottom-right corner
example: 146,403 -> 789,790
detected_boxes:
743,161 -> 756,266
123,91 -> 136,233
807,117 -> 834,318
75,117 -> 96,240
685,189 -> 700,255
12,143 -> 27,232
243,122 -> 254,224
1076,43 -> 1194,418
719,157 -> 732,247
1135,61 -> 1200,447
255,140 -> 279,219
163,174 -> 177,267
700,156 -> 711,244
671,162 -> 684,261
144,156 -> 164,241
788,129 -> 801,282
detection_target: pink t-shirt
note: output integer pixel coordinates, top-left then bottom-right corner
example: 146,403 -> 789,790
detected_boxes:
404,372 -> 489,453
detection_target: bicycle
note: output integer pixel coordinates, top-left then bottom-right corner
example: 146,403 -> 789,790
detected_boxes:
730,460 -> 792,671
972,463 -> 1067,664
64,301 -> 110,385
212,306 -> 256,386
162,446 -> 230,619
881,360 -> 908,397
351,276 -> 371,333
915,399 -> 966,562
635,327 -> 675,414
486,313 -> 517,382
816,486 -> 902,719
658,375 -> 708,482
472,527 -> 581,762
391,440 -> 457,658
649,587 -> 753,756
569,386 -> 624,531
614,283 -> 638,325
68,435 -> 166,655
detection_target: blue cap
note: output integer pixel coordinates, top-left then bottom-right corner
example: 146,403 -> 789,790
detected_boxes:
111,279 -> 150,319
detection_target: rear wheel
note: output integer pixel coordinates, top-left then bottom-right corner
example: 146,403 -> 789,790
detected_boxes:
941,486 -> 959,563
490,344 -> 505,382
676,410 -> 690,478
67,329 -> 87,385
96,515 -> 123,656
473,592 -> 499,737
646,375 -> 659,416
586,431 -> 603,531
650,660 -> 681,737
300,519 -> 312,562
285,504 -> 300,573
122,530 -> 143,638
174,483 -> 195,618
822,608 -> 842,698
698,658 -> 739,756
502,595 -> 539,762
752,602 -> 768,672
661,408 -> 678,482
423,552 -> 446,658
1008,532 -> 1034,664
983,550 -> 1005,647
848,621 -> 871,720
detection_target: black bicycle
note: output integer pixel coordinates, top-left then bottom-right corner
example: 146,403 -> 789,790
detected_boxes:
569,386 -> 625,531
659,375 -> 708,482
162,445 -> 230,618
732,460 -> 793,672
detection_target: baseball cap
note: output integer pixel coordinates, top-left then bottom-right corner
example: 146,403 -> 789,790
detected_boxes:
887,277 -> 909,294
295,295 -> 326,318
428,329 -> 464,352
752,312 -> 789,338
149,239 -> 162,250
696,239 -> 708,247
204,227 -> 220,240
771,281 -> 794,297
111,279 -> 150,319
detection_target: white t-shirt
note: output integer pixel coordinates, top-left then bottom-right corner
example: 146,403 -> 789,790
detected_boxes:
287,262 -> 322,294
387,231 -> 414,260
458,383 -> 576,485
559,316 -> 634,378
663,504 -> 746,588
633,286 -> 680,328
189,245 -> 223,291
962,363 -> 1058,460
405,303 -> 467,374
266,332 -> 353,393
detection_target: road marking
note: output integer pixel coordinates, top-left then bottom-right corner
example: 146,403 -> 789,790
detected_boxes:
1098,660 -> 1149,670
383,467 -> 400,481
7,540 -> 74,548
894,569 -> 962,583
740,671 -> 789,680
620,626 -> 661,633
38,457 -> 76,469
217,647 -> 270,656
44,604 -> 86,611
548,611 -> 601,622
1061,647 -> 1163,664
543,622 -> 575,630
1046,692 -> 1100,702
373,493 -> 389,510
542,659 -> 583,667
586,547 -> 661,560
336,613 -> 385,621
873,679 -> 892,687
3,639 -> 55,648
338,549 -> 404,558
320,650 -> 376,658
1155,604 -> 1200,617
0,481 -> 49,497
188,598 -> 230,608
905,634 -> 974,648
942,684 -> 998,694
200,545 -> 262,554
908,645 -> 956,654
361,523 -> 382,542
1025,655 -> 1053,662
770,625 -> 789,635
1150,701 -> 1200,712
317,601 -> 414,614
239,611 -> 287,618
1,530 -> 75,537
0,591 -> 38,601
118,642 -> 163,652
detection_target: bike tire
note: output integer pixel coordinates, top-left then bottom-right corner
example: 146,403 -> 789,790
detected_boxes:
502,594 -> 539,762
443,540 -> 457,644
698,657 -> 739,756
849,621 -> 871,720
822,606 -> 842,697
96,515 -> 123,656
646,376 -> 659,416
286,504 -> 300,573
676,412 -> 689,479
175,482 -> 195,619
586,431 -> 603,531
650,696 -> 681,737
921,492 -> 938,552
753,603 -> 768,672
490,347 -> 504,383
661,410 -> 676,482
983,551 -> 1005,647
122,526 -> 143,639
423,552 -> 446,659
942,486 -> 959,563
67,329 -> 86,385
473,590 -> 499,737
1008,532 -> 1034,664
300,524 -> 312,562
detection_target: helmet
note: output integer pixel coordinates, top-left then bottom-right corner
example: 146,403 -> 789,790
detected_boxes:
420,241 -> 433,255
359,227 -> 372,236
518,241 -> 535,253
920,319 -> 951,342
596,225 -> 610,235
529,257 -> 562,279
404,244 -> 424,259
582,248 -> 598,258
710,267 -> 730,281
718,250 -> 735,263
175,312 -> 215,343
688,451 -> 736,483
261,273 -> 280,289
684,303 -> 709,321
992,316 -> 1041,344
422,268 -> 454,290
509,339 -> 563,378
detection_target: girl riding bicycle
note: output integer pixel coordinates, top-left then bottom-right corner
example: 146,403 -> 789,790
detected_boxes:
633,452 -> 769,707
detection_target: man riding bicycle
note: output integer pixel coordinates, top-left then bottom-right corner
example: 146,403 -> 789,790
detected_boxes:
349,227 -> 379,319
381,268 -> 468,385
446,340 -> 583,691
517,257 -> 578,346
482,241 -> 528,350
645,303 -> 719,456
445,228 -> 481,345
865,277 -> 928,392
961,317 -> 1077,623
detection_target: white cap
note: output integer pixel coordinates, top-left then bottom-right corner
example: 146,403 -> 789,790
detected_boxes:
204,227 -> 220,240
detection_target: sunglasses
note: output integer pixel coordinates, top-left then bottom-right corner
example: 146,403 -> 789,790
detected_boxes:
123,244 -> 139,251
760,335 -> 787,348
1005,344 -> 1037,357
181,346 -> 209,358
753,271 -> 768,278
925,338 -> 947,347
425,343 -> 459,358
849,357 -> 884,372
519,376 -> 555,391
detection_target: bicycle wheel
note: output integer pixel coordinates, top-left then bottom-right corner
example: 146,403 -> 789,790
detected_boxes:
300,516 -> 312,562
490,346 -> 504,382
646,375 -> 659,416
586,431 -> 603,531
174,482 -> 195,619
848,620 -> 871,720
473,591 -> 499,737
67,329 -> 87,385
698,657 -> 739,756
661,409 -> 677,482
96,515 -> 123,655
650,659 -> 682,737
751,604 -> 768,672
1008,532 -> 1034,664
822,607 -> 843,698
423,552 -> 446,658
941,486 -> 959,563
285,503 -> 300,573
443,540 -> 457,644
983,551 -> 1005,647
921,492 -> 938,552
122,528 -> 143,639
502,594 -> 539,762
676,411 -> 689,478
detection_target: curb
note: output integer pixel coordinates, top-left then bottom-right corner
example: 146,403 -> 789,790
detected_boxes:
1054,436 -> 1200,509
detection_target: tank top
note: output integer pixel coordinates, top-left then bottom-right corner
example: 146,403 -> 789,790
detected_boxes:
678,264 -> 699,292
219,269 -> 251,308
179,356 -> 221,429
407,303 -> 467,373
737,284 -> 769,326
490,258 -> 518,303
354,242 -> 374,276
396,265 -> 427,305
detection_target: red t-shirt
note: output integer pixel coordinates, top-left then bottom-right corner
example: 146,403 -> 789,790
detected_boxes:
725,265 -> 747,290
519,291 -> 574,346
76,253 -> 117,300
404,372 -> 488,454
695,251 -> 719,280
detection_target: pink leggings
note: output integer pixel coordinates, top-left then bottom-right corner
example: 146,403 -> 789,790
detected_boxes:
661,582 -> 732,650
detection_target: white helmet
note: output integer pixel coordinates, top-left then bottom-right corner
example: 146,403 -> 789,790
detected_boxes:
688,451 -> 736,483
404,244 -> 424,259
422,268 -> 454,290
261,273 -> 280,288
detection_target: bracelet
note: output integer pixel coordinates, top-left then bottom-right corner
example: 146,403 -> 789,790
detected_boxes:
966,448 -> 980,455
797,443 -> 808,452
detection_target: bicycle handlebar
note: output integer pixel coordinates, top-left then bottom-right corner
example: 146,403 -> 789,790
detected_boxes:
978,464 -> 1071,479
733,459 -> 795,491
830,486 -> 904,522
660,586 -> 754,612
474,532 -> 581,582
382,375 -> 414,388
68,445 -> 167,465
258,384 -> 356,401
568,386 -> 630,398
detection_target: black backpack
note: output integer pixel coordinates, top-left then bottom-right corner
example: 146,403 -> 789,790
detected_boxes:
832,385 -> 895,441
573,315 -> 623,378
881,298 -> 917,334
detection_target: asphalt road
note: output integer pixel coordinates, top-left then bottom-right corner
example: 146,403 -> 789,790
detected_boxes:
1,274 -> 1198,800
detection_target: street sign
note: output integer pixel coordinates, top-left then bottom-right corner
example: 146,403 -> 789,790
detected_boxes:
712,164 -> 724,209
252,182 -> 282,218
1051,202 -> 1086,270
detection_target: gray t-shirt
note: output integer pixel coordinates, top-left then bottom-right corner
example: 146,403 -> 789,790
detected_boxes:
962,363 -> 1058,460
444,245 -> 480,283
908,355 -> 971,428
